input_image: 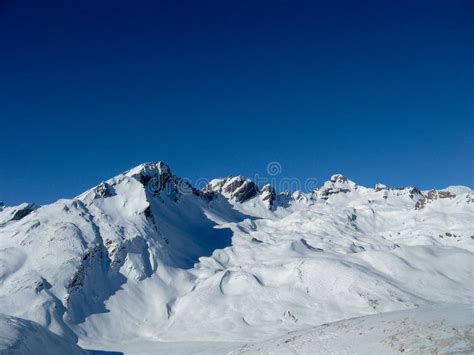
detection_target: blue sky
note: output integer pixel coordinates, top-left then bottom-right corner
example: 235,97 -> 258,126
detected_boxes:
0,0 -> 473,205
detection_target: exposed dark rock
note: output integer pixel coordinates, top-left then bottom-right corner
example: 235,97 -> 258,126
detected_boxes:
444,232 -> 459,238
232,180 -> 259,203
131,162 -> 173,195
438,191 -> 456,199
408,187 -> 423,199
204,179 -> 226,193
299,238 -> 323,251
350,243 -> 366,253
330,174 -> 348,184
134,162 -> 209,204
143,205 -> 152,218
261,184 -> 276,208
314,174 -> 357,200
319,187 -> 351,199
10,203 -> 37,221
222,176 -> 247,194
65,243 -> 126,324
206,176 -> 259,203
94,182 -> 115,199
467,193 -> 474,204
415,189 -> 457,210
105,241 -> 127,268
35,277 -> 52,293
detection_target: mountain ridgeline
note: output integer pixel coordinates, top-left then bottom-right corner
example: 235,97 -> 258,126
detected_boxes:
0,162 -> 472,352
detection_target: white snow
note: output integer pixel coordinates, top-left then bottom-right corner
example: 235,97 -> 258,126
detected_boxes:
0,162 -> 472,354
0,314 -> 84,355
233,304 -> 474,354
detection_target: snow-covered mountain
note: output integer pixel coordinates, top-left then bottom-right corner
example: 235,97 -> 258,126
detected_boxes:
0,162 -> 472,354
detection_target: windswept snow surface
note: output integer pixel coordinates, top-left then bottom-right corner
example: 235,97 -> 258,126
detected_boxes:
0,162 -> 473,353
233,305 -> 474,354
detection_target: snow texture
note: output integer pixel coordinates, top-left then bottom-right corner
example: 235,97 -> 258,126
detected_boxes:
0,313 -> 84,355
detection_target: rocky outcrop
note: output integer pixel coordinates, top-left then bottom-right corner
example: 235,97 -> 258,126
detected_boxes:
260,184 -> 276,208
415,189 -> 457,210
330,174 -> 349,184
93,182 -> 115,199
65,243 -> 125,324
9,203 -> 38,221
126,161 -> 204,202
314,174 -> 356,199
205,176 -> 259,203
467,193 -> 474,204
230,180 -> 259,203
130,162 -> 173,194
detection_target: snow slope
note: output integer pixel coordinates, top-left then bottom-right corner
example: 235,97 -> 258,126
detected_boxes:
0,314 -> 84,355
0,162 -> 473,353
233,304 -> 474,354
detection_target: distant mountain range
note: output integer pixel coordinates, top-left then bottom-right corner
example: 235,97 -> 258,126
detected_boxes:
1,162 -> 472,354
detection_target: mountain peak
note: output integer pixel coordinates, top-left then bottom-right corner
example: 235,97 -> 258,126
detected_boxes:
324,173 -> 356,189
205,176 -> 259,203
125,161 -> 171,180
312,173 -> 357,199
330,174 -> 348,183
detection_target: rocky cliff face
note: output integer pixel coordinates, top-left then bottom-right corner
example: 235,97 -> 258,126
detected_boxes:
205,175 -> 259,203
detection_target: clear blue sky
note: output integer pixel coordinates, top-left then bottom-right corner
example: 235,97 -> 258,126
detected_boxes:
0,0 -> 473,205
